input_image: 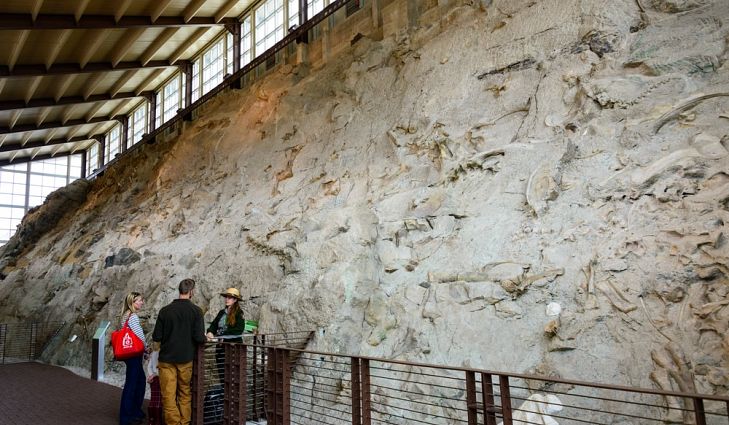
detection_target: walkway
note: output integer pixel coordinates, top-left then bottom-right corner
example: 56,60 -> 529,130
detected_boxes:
0,362 -> 142,425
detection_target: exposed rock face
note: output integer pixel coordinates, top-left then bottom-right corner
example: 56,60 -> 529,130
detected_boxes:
1,0 -> 728,406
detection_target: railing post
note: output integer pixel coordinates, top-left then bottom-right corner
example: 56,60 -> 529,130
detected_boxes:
252,338 -> 260,419
352,357 -> 361,425
266,347 -> 291,425
499,375 -> 513,425
693,397 -> 706,425
0,323 -> 7,364
466,371 -> 478,425
224,343 -> 232,424
481,373 -> 497,425
91,320 -> 110,381
361,359 -> 371,425
191,344 -> 206,425
28,322 -> 38,360
266,347 -> 277,425
238,344 -> 248,423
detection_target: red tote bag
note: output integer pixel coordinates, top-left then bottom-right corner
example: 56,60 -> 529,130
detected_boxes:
111,319 -> 145,360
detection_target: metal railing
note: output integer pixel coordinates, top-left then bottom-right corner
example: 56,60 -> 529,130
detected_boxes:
190,336 -> 729,425
0,321 -> 65,364
191,331 -> 314,424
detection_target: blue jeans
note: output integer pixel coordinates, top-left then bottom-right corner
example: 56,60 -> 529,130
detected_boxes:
120,355 -> 146,425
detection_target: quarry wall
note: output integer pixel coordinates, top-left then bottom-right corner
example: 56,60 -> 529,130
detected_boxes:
1,0 -> 728,411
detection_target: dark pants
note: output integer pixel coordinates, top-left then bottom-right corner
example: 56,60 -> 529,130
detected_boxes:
120,355 -> 146,425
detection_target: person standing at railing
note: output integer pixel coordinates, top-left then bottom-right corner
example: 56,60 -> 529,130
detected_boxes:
205,287 -> 246,382
152,279 -> 206,425
119,291 -> 148,425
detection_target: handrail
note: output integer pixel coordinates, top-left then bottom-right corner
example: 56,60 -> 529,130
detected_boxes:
191,340 -> 729,425
0,321 -> 66,364
235,341 -> 729,404
87,0 -> 356,180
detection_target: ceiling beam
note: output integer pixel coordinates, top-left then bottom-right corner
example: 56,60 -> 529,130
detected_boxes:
54,75 -> 76,101
81,73 -> 105,100
0,92 -> 142,112
79,29 -> 108,67
0,150 -> 77,167
0,115 -> 117,135
141,27 -> 180,65
134,69 -> 166,94
46,29 -> 72,68
74,0 -> 91,21
0,14 -> 236,30
24,76 -> 43,104
0,59 -> 173,78
84,102 -> 105,121
150,0 -> 175,21
215,0 -> 239,22
109,71 -> 137,97
111,27 -> 146,66
115,0 -> 134,23
184,0 -> 208,23
169,27 -> 210,64
9,31 -> 31,71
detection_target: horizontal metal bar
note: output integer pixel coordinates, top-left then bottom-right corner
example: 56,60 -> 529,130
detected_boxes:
0,60 -> 173,78
0,135 -> 94,153
0,151 -> 76,167
0,91 -> 145,112
0,14 -> 237,30
241,343 -> 729,403
0,115 -> 115,135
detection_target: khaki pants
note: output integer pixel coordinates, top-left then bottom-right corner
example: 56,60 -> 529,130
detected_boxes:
158,361 -> 193,425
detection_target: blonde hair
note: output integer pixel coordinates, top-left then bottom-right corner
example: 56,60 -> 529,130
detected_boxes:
121,292 -> 142,319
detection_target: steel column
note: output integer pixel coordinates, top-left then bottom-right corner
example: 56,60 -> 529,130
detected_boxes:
80,151 -> 87,178
191,345 -> 206,425
466,371 -> 477,425
146,92 -> 157,132
179,61 -> 193,109
499,375 -> 513,425
361,359 -> 371,425
238,345 -> 248,423
352,357 -> 362,425
693,397 -> 706,425
117,116 -> 129,153
94,135 -> 105,167
482,373 -> 498,425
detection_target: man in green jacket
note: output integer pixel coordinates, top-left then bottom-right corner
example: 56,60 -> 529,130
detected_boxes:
152,278 -> 206,425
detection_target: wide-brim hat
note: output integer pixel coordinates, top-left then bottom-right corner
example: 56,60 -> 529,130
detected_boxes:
220,287 -> 242,300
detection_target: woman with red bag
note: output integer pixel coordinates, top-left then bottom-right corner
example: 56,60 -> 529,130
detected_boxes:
119,291 -> 148,425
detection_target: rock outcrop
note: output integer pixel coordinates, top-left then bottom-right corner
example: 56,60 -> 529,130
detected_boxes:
0,0 -> 728,408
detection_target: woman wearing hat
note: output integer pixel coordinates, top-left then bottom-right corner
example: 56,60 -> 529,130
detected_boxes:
206,288 -> 246,381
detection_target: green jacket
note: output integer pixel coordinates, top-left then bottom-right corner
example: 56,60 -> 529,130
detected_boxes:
207,308 -> 245,342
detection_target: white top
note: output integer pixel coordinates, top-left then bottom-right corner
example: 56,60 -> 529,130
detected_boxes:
146,350 -> 159,376
122,311 -> 146,346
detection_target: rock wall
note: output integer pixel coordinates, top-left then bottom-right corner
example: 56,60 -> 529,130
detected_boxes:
1,0 -> 728,404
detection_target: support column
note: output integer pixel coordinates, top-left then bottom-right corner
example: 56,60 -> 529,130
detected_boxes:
178,60 -> 193,108
297,0 -> 309,44
225,22 -> 242,89
116,115 -> 129,152
143,91 -> 157,132
80,150 -> 87,178
94,134 -> 106,167
371,0 -> 383,40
